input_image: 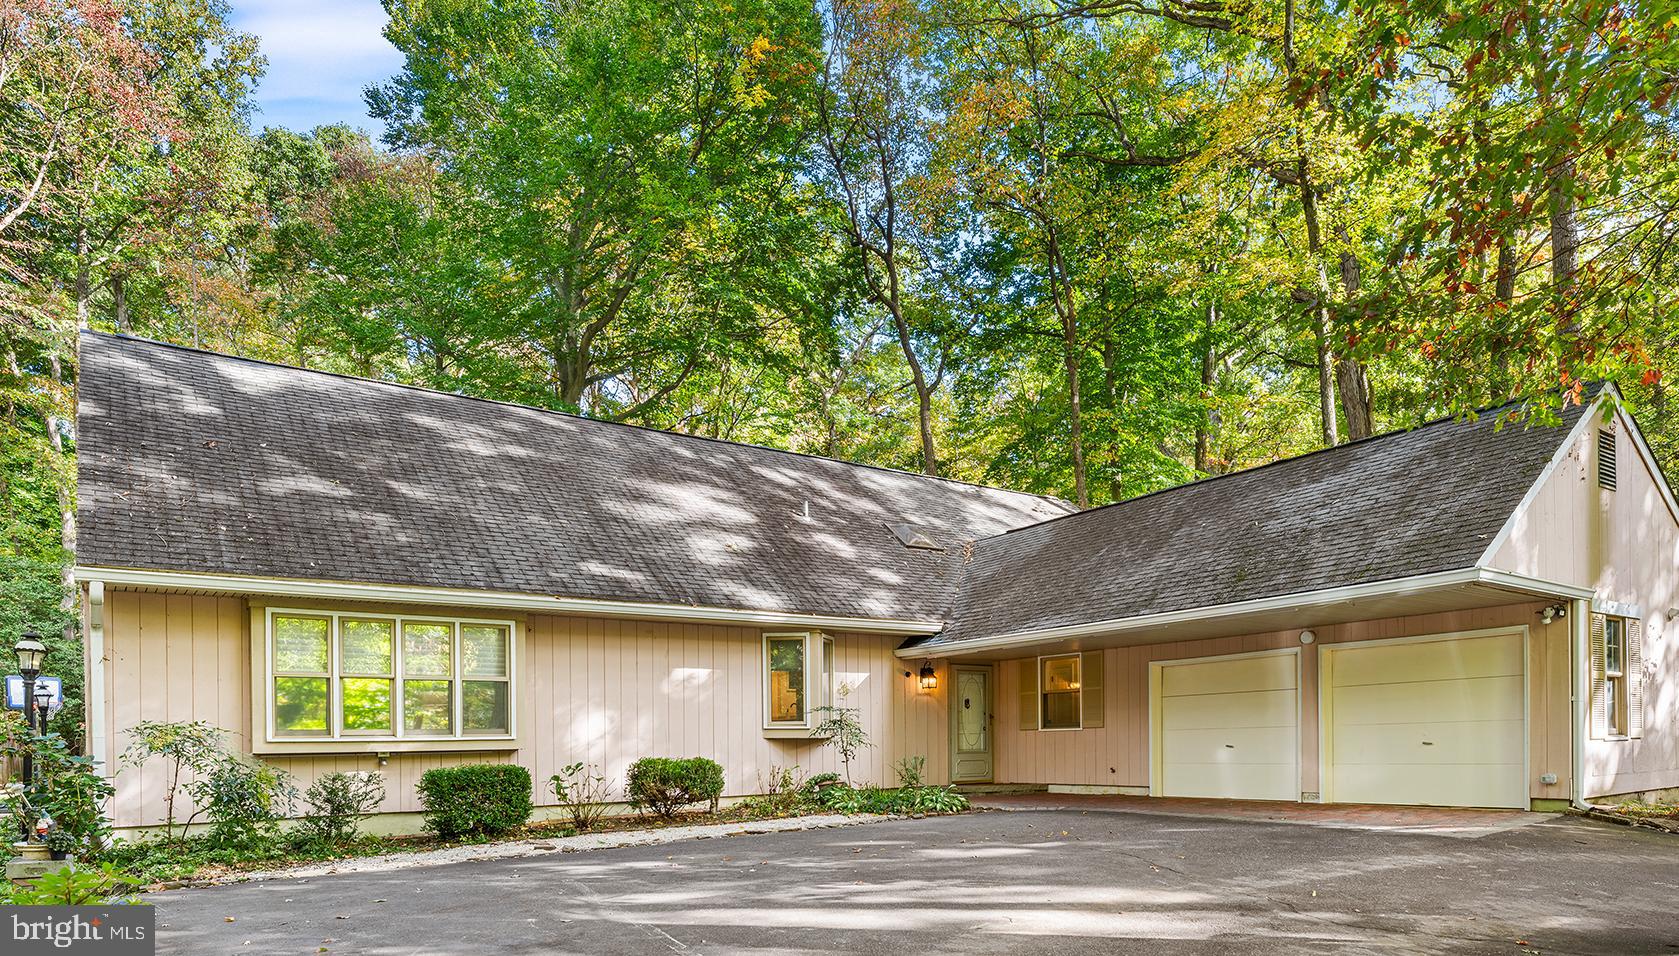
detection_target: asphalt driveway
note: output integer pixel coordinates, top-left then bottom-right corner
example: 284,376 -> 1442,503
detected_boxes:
150,808 -> 1679,955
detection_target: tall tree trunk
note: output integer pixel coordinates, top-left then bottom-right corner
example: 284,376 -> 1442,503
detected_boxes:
1195,297 -> 1216,474
1285,0 -> 1338,446
886,292 -> 940,477
1332,235 -> 1373,440
46,350 -> 78,678
1046,227 -> 1087,508
110,273 -> 129,332
75,224 -> 91,328
1548,156 -> 1579,308
1298,157 -> 1339,445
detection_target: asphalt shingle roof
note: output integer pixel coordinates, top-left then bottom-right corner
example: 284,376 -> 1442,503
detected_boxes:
911,398 -> 1588,649
76,332 -> 1073,623
77,332 -> 1587,644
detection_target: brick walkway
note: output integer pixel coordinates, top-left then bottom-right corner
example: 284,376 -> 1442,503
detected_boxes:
971,791 -> 1557,837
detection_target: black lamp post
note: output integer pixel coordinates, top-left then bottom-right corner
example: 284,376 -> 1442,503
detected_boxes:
14,631 -> 47,843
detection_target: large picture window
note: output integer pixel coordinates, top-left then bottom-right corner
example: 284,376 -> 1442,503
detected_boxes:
268,610 -> 514,742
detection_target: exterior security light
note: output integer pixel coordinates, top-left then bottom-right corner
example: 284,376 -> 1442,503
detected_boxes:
14,631 -> 46,680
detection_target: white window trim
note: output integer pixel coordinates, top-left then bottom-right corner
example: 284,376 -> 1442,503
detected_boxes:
265,607 -> 517,744
1037,652 -> 1083,732
762,631 -> 814,730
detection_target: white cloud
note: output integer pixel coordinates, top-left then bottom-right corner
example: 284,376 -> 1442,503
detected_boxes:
229,0 -> 405,131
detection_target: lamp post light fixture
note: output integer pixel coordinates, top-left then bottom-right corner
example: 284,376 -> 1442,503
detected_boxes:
13,630 -> 48,844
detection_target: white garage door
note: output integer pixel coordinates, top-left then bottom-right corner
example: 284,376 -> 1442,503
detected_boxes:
1157,653 -> 1298,801
1325,633 -> 1526,809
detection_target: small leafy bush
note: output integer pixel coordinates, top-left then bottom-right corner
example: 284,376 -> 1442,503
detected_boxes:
893,756 -> 926,789
418,764 -> 533,839
903,785 -> 970,814
189,753 -> 296,847
818,784 -> 970,816
551,762 -> 613,832
802,772 -> 841,795
294,771 -> 385,847
811,706 -> 871,785
0,863 -> 141,906
4,730 -> 115,858
120,721 -> 226,842
625,757 -> 725,819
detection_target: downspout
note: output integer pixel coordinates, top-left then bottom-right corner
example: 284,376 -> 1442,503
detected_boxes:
1571,596 -> 1590,810
86,581 -> 108,779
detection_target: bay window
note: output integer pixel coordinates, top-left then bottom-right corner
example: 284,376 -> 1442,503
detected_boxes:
267,609 -> 514,742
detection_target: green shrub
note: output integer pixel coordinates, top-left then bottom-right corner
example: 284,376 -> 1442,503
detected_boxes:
189,753 -> 296,847
817,783 -> 969,816
1,863 -> 141,906
811,706 -> 870,785
417,764 -> 532,838
550,762 -> 612,832
120,721 -> 225,842
625,757 -> 725,819
5,730 -> 115,858
893,756 -> 926,789
294,771 -> 385,846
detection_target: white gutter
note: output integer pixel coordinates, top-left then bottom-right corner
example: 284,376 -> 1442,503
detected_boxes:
71,566 -> 945,637
899,566 -> 1595,659
1572,595 -> 1591,810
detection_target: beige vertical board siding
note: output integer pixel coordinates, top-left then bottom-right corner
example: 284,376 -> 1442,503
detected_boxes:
1487,406 -> 1679,797
993,603 -> 1569,803
103,596 -> 949,828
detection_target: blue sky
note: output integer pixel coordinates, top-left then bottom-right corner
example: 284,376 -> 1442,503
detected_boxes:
229,1 -> 404,134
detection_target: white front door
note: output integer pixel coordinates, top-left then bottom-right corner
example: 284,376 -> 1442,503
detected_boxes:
1323,632 -> 1526,809
1155,652 -> 1299,801
951,665 -> 993,783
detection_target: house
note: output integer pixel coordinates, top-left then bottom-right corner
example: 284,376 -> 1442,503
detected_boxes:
72,331 -> 1679,832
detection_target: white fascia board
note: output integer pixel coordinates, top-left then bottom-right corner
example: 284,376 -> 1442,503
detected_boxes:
1475,391 -> 1606,568
900,566 -> 1593,659
71,566 -> 945,637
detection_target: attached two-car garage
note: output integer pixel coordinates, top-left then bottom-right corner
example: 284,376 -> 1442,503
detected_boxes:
1151,632 -> 1528,809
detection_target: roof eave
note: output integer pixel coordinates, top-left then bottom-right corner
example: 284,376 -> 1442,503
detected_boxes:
897,566 -> 1594,658
72,565 -> 947,637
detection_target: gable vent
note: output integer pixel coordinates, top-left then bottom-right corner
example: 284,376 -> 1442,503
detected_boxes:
1598,429 -> 1618,491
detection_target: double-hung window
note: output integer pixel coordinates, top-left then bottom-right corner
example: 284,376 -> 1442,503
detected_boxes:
268,610 -> 514,742
1040,654 -> 1082,730
1605,616 -> 1626,736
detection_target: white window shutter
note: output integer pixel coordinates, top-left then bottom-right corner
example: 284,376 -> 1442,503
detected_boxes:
1590,613 -> 1608,739
1629,618 -> 1646,738
1018,659 -> 1039,731
1080,651 -> 1105,729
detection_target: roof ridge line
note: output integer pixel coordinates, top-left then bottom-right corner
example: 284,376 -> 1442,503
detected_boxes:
81,329 -> 1076,509
978,387 -> 1599,543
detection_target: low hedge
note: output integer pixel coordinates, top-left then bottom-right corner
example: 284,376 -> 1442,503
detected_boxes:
417,764 -> 533,838
625,757 -> 725,819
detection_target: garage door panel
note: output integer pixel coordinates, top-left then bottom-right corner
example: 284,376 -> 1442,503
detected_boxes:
1326,635 -> 1526,810
1158,655 -> 1298,802
1163,726 -> 1297,763
1330,634 -> 1522,687
1332,762 -> 1525,809
1162,689 -> 1296,730
1161,655 -> 1296,697
1332,675 -> 1524,724
1331,718 -> 1523,766
1164,762 -> 1297,802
